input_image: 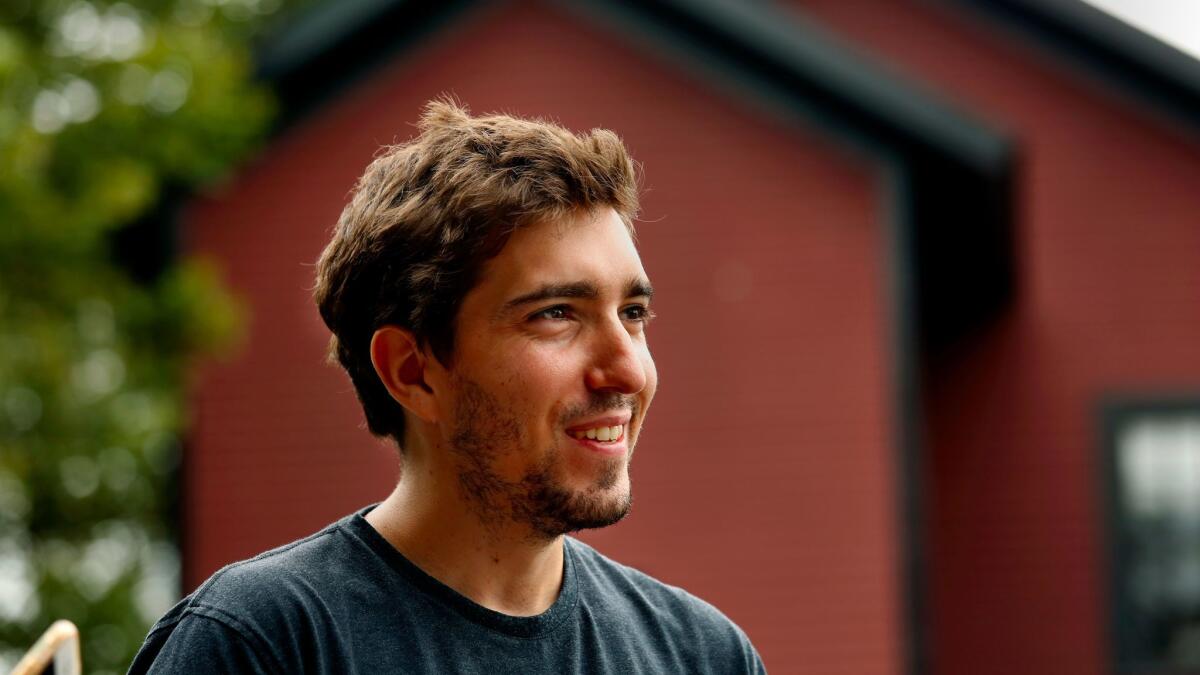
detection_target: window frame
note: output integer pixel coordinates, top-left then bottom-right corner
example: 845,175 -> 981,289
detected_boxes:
1103,395 -> 1200,675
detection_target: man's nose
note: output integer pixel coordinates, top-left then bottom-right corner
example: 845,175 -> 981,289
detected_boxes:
584,318 -> 648,394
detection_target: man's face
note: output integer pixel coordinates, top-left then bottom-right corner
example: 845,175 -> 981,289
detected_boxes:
432,207 -> 657,539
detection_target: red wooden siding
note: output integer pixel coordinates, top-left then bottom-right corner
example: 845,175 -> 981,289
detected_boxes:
791,0 -> 1200,672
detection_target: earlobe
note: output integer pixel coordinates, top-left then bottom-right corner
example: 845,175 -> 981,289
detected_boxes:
370,326 -> 438,423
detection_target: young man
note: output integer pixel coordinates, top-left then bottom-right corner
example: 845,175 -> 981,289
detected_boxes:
129,101 -> 766,673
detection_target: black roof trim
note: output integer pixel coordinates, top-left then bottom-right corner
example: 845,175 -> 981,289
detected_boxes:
575,0 -> 1010,170
255,0 -> 480,129
953,0 -> 1200,136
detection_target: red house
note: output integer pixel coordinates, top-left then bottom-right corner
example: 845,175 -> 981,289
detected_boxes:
178,1 -> 1200,673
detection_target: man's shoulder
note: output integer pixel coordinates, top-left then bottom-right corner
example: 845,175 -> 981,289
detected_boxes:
150,515 -> 357,635
566,537 -> 763,671
197,518 -> 350,603
130,515 -> 369,673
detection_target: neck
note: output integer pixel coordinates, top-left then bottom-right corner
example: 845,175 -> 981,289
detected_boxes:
366,461 -> 565,617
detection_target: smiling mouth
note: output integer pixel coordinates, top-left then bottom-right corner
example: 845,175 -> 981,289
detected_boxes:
570,425 -> 625,443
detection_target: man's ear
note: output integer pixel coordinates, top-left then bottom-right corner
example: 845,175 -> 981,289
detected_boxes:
370,326 -> 439,424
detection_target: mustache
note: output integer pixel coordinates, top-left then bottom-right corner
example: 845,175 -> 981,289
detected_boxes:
559,393 -> 639,425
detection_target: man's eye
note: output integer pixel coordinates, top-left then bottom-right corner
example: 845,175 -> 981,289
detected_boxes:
622,305 -> 655,324
530,305 -> 571,321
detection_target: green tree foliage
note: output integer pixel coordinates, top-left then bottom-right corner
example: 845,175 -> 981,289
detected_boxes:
0,1 -> 290,671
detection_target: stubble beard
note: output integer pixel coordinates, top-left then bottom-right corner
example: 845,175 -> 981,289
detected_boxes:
448,376 -> 637,541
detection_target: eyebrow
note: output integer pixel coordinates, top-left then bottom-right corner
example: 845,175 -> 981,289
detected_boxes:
500,278 -> 654,316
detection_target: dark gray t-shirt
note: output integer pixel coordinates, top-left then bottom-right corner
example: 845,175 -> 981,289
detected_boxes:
128,507 -> 765,674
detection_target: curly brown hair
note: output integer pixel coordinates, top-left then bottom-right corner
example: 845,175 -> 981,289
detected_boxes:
313,99 -> 640,447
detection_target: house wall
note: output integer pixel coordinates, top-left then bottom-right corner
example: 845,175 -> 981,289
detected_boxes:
184,1 -> 899,672
791,1 -> 1200,672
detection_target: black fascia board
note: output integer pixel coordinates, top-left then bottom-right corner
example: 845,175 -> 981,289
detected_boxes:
950,0 -> 1200,139
587,0 -> 1011,171
254,0 -> 480,130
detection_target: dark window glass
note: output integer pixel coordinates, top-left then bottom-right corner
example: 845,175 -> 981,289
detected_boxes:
1107,400 -> 1200,672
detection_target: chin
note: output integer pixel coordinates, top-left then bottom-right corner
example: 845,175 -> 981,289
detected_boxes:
520,468 -> 633,538
552,487 -> 633,536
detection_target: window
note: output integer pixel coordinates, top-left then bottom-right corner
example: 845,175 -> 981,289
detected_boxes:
1106,398 -> 1200,672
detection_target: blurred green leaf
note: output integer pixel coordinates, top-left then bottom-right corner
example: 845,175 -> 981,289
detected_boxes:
0,0 -> 301,671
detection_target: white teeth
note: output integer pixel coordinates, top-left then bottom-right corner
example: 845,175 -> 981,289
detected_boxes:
572,425 -> 625,442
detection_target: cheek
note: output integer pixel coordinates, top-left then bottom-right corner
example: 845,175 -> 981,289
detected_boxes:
516,340 -> 579,381
492,350 -> 577,418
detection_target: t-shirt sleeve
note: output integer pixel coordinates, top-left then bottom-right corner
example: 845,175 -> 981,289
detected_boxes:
715,611 -> 768,674
127,610 -> 279,675
743,633 -> 768,674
